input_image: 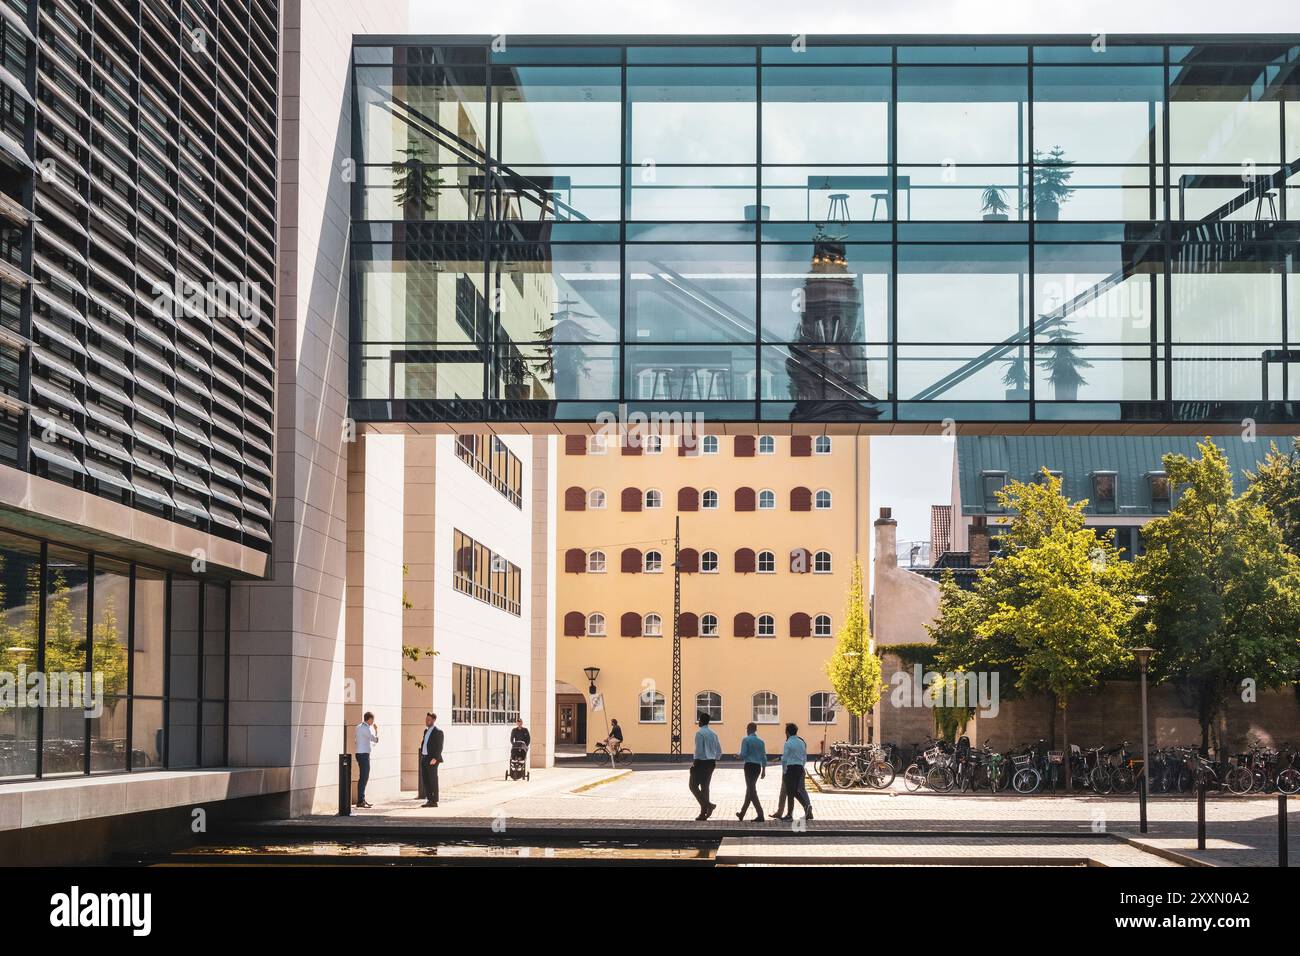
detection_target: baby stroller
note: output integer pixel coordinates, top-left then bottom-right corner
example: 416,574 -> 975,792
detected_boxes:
506,741 -> 530,781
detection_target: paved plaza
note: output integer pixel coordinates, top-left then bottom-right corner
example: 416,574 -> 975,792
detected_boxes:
253,763 -> 1298,867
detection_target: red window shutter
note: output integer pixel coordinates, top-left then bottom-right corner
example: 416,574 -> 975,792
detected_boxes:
564,548 -> 586,573
790,486 -> 812,512
678,548 -> 699,573
789,547 -> 811,573
564,486 -> 587,511
679,435 -> 699,456
563,611 -> 585,636
621,439 -> 642,456
735,487 -> 756,511
734,612 -> 755,638
565,435 -> 587,455
735,548 -> 756,573
790,612 -> 812,638
679,612 -> 699,638
734,435 -> 755,457
621,487 -> 642,511
621,548 -> 642,573
791,435 -> 812,457
621,611 -> 642,637
677,486 -> 699,511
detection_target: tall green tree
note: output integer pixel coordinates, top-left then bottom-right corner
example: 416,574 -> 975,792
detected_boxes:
933,472 -> 1137,788
1245,437 -> 1300,555
1136,439 -> 1300,753
825,560 -> 881,743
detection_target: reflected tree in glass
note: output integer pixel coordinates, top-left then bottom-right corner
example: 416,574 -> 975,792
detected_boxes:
1033,146 -> 1076,221
1037,317 -> 1094,400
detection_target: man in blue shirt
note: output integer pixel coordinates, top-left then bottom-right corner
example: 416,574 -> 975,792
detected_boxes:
737,722 -> 767,822
690,712 -> 723,820
777,722 -> 813,822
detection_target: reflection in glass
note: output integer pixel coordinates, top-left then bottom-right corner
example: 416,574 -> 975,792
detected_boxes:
90,558 -> 130,772
1172,167 -> 1286,222
134,567 -> 166,697
1032,66 -> 1164,165
1033,243 -> 1162,344
492,67 -> 621,165
1169,67 -> 1282,165
761,243 -> 888,342
897,245 -> 1028,344
761,167 -> 894,221
627,67 -> 756,164
897,67 -> 1028,165
761,67 -> 890,165
625,245 -> 755,342
902,166 -> 1027,221
90,697 -> 127,773
626,345 -> 756,400
492,243 -> 620,346
627,166 -> 756,221
494,343 -> 619,401
42,548 -> 88,775
1171,253 -> 1282,343
1032,345 -> 1162,402
0,533 -> 41,778
130,697 -> 163,769
1173,346 -> 1277,401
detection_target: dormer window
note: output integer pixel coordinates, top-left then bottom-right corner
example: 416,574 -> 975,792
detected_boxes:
1091,471 -> 1117,514
1037,469 -> 1063,487
981,471 -> 1007,513
1148,471 -> 1171,513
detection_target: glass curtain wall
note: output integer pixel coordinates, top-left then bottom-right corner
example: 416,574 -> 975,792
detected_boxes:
350,39 -> 1300,423
0,528 -> 231,783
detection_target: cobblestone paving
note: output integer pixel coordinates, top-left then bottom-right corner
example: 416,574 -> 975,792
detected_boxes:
272,764 -> 1297,867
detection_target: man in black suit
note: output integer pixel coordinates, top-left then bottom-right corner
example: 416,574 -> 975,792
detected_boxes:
419,712 -> 444,807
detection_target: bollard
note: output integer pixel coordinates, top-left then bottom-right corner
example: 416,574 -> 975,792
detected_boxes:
1281,793 -> 1289,868
1196,781 -> 1206,851
339,752 -> 352,816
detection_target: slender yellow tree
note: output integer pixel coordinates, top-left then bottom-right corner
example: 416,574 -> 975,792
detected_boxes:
825,560 -> 882,742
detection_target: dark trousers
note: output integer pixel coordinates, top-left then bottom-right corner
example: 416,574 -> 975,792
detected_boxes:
689,759 -> 716,811
421,757 -> 439,804
783,765 -> 812,817
355,753 -> 371,804
740,762 -> 765,818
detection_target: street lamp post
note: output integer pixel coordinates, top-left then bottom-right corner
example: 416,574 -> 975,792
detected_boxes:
1134,646 -> 1154,834
583,666 -> 608,757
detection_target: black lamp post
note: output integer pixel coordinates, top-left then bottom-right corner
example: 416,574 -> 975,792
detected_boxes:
584,666 -> 600,695
1134,646 -> 1154,834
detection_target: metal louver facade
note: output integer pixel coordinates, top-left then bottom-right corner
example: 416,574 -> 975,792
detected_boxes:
0,0 -> 278,551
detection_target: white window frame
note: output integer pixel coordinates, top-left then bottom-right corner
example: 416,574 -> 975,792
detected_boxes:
814,489 -> 832,510
758,435 -> 775,455
644,488 -> 662,509
814,613 -> 832,638
702,435 -> 719,454
587,612 -> 606,637
587,550 -> 607,573
695,690 -> 723,724
588,488 -> 606,509
809,691 -> 837,724
701,550 -> 719,573
639,690 -> 666,723
643,613 -> 663,637
645,434 -> 663,454
752,690 -> 779,724
644,550 -> 663,573
701,489 -> 720,510
700,613 -> 719,638
757,613 -> 776,638
814,550 -> 832,573
589,434 -> 607,455
814,436 -> 832,455
758,489 -> 776,510
757,550 -> 776,573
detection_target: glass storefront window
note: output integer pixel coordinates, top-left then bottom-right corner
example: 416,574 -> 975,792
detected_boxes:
41,547 -> 88,776
0,532 -> 41,779
134,567 -> 166,698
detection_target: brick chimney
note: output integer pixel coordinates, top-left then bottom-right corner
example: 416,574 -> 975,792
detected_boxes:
875,507 -> 897,569
969,515 -> 990,567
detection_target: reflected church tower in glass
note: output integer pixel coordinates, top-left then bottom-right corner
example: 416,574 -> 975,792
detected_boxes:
787,228 -> 880,418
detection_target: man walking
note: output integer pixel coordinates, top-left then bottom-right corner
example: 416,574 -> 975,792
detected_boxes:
736,722 -> 767,822
419,712 -> 444,808
354,712 -> 378,808
689,712 -> 722,820
776,722 -> 813,822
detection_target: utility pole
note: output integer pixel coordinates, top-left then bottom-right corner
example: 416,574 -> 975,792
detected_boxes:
671,514 -> 682,757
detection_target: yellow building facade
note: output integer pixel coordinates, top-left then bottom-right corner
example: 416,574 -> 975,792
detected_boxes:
556,432 -> 871,756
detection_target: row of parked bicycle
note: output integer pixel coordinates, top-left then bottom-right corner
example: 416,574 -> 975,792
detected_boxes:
816,738 -> 1300,796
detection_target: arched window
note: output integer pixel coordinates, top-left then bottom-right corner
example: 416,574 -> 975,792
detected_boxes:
814,613 -> 832,637
815,490 -> 832,509
589,434 -> 607,454
752,691 -> 779,724
814,436 -> 832,455
645,434 -> 663,454
588,488 -> 606,509
757,613 -> 776,638
809,692 -> 837,724
644,550 -> 663,573
696,691 -> 723,723
643,613 -> 663,637
702,489 -> 719,509
702,435 -> 719,454
701,614 -> 719,637
587,613 -> 606,637
814,550 -> 833,573
758,435 -> 775,455
587,550 -> 606,573
701,550 -> 719,573
644,488 -> 662,509
757,550 -> 775,573
758,489 -> 776,510
640,690 -> 666,723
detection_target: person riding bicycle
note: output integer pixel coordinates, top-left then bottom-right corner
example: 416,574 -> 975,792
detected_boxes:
603,718 -> 624,753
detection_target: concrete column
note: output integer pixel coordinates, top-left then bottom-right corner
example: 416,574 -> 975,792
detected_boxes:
401,436 -> 437,791
344,433 -> 406,801
529,435 -> 557,768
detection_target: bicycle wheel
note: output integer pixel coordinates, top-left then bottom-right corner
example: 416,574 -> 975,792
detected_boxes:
1012,767 -> 1040,794
1224,766 -> 1253,795
1089,766 -> 1112,795
832,760 -> 858,790
991,763 -> 1009,793
927,766 -> 955,792
1277,768 -> 1300,795
615,749 -> 633,767
868,760 -> 896,789
903,763 -> 926,792
1112,767 -> 1135,794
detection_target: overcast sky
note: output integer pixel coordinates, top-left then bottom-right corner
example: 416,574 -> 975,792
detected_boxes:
401,0 -> 1298,548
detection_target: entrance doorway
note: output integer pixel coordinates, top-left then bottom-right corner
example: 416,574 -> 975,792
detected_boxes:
556,696 -> 586,746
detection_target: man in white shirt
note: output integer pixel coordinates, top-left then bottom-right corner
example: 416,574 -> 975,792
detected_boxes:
354,712 -> 378,808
